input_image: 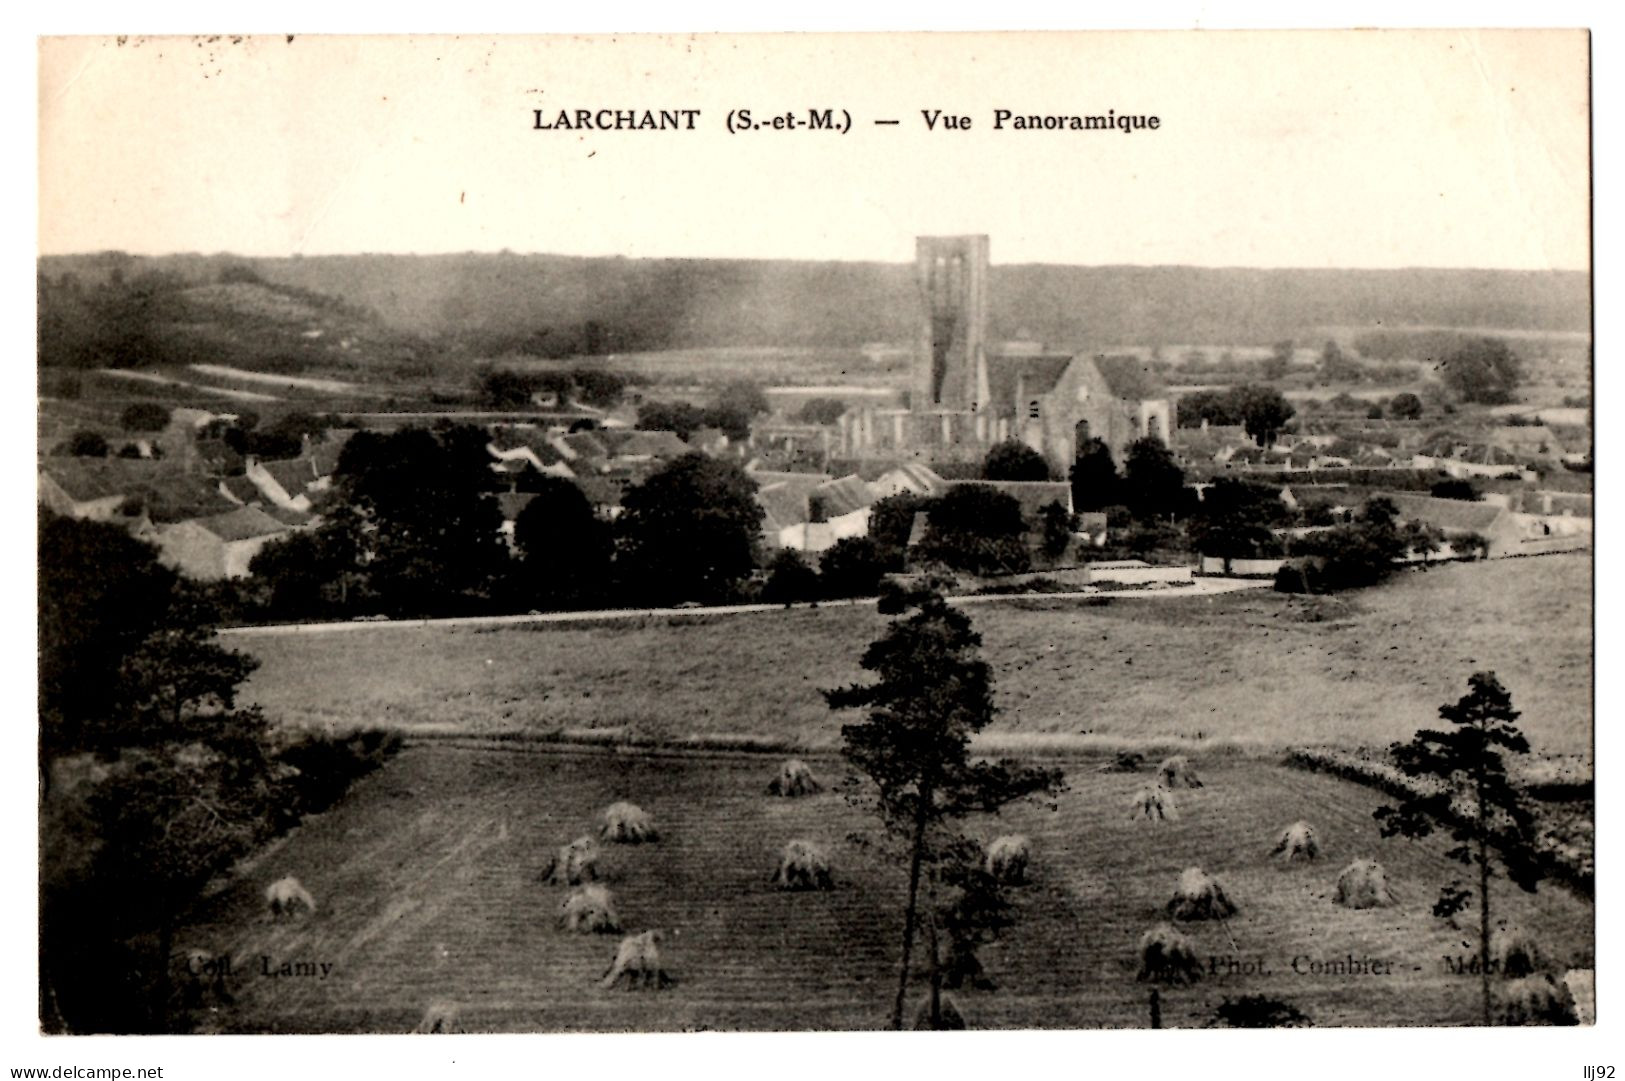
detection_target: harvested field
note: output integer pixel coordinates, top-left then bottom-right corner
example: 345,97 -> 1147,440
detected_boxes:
173,747 -> 1592,1032
238,555 -> 1592,758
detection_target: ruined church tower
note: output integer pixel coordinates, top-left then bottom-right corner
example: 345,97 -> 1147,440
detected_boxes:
914,235 -> 989,412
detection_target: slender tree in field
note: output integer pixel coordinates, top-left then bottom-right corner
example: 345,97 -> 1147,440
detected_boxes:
826,586 -> 1063,1029
1374,671 -> 1545,1026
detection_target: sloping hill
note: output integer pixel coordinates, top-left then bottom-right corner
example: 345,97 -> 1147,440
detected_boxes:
39,252 -> 1590,358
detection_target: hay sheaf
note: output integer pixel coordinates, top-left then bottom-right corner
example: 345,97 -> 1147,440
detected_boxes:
559,884 -> 621,934
413,1001 -> 462,1034
601,930 -> 673,990
912,995 -> 967,1030
1157,755 -> 1203,790
1167,867 -> 1238,921
600,801 -> 658,844
985,834 -> 1032,885
1500,975 -> 1578,1026
767,759 -> 823,797
1129,784 -> 1179,822
265,876 -> 317,917
1333,859 -> 1396,909
1272,821 -> 1321,862
541,835 -> 601,886
772,839 -> 834,891
1137,924 -> 1203,984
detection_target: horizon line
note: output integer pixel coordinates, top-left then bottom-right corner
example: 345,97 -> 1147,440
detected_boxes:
33,249 -> 1593,276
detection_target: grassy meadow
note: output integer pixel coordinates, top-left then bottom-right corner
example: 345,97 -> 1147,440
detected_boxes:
204,554 -> 1591,1031
236,554 -> 1592,760
175,746 -> 1593,1032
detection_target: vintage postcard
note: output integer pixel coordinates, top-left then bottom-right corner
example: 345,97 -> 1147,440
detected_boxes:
33,27 -> 1593,1068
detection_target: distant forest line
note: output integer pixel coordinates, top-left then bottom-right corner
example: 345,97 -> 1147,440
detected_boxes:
39,251 -> 1589,360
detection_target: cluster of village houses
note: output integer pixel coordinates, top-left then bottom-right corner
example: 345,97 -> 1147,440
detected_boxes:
38,388 -> 1591,587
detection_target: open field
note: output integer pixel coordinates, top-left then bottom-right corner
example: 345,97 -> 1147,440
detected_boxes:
239,555 -> 1592,759
174,745 -> 1592,1032
494,346 -> 904,390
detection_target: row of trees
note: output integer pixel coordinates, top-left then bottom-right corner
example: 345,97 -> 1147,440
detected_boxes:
1174,384 -> 1297,446
1069,435 -> 1189,520
636,380 -> 770,441
249,437 -> 773,617
477,366 -> 629,410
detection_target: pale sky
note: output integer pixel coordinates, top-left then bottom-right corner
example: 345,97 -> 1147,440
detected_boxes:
38,31 -> 1590,269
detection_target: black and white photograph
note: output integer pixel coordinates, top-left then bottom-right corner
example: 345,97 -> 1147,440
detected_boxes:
27,24 -> 1602,1072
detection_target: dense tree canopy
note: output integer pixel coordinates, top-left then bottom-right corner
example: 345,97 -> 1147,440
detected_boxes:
513,477 -> 612,609
869,493 -> 933,552
331,425 -> 508,614
1233,384 -> 1296,446
1189,479 -> 1289,568
65,430 -> 109,457
1069,436 -> 1121,511
1388,392 -> 1424,420
1177,389 -> 1242,428
615,453 -> 764,604
982,440 -> 1052,482
1277,497 -> 1410,593
1176,384 -> 1295,446
819,536 -> 895,598
1121,437 -> 1187,519
1439,337 -> 1523,405
39,512 -> 178,753
715,380 -> 770,419
917,485 -> 1031,576
762,549 -> 821,607
1430,478 -> 1481,502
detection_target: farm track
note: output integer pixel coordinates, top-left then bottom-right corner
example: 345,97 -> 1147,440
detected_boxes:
176,746 -> 1592,1033
220,577 -> 1270,639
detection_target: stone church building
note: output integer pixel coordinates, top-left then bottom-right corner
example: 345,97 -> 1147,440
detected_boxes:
836,235 -> 1174,470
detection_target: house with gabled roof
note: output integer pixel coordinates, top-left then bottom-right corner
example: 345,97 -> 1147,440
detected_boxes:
38,459 -> 169,520
604,429 -> 691,461
247,456 -> 321,511
1491,424 -> 1565,463
1378,491 -> 1526,559
754,471 -> 877,553
154,505 -> 293,580
122,473 -> 241,525
305,429 -> 357,478
487,427 -> 576,481
218,474 -> 262,506
554,431 -> 610,467
571,475 -> 626,518
870,462 -> 948,499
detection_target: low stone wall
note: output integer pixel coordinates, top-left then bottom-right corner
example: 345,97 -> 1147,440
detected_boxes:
1086,564 -> 1193,586
1198,556 -> 1285,578
1512,534 -> 1592,557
